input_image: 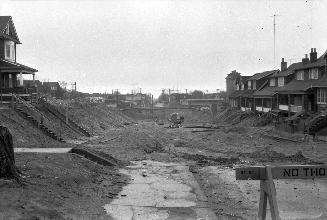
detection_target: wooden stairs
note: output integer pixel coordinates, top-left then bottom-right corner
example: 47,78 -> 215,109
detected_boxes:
38,99 -> 91,137
12,95 -> 65,142
306,113 -> 327,135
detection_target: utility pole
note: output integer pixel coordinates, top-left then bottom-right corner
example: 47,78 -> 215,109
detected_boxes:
168,88 -> 171,103
71,82 -> 76,98
116,89 -> 119,107
271,14 -> 280,66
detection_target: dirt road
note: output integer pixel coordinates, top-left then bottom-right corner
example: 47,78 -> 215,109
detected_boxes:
1,107 -> 327,219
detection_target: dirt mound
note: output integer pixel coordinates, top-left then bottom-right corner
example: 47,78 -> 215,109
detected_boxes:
0,109 -> 68,148
179,153 -> 239,167
46,98 -> 135,135
214,108 -> 241,124
242,149 -> 322,164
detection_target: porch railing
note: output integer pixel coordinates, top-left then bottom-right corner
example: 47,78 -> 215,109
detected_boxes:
278,105 -> 289,111
290,105 -> 303,113
0,86 -> 37,94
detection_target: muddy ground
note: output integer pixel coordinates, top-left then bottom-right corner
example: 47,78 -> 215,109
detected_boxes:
1,105 -> 327,219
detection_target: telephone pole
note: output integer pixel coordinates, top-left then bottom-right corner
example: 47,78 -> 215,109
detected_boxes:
116,89 -> 119,107
271,14 -> 280,65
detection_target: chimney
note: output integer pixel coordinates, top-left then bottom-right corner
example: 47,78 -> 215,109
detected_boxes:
302,54 -> 309,65
281,58 -> 287,71
309,48 -> 317,62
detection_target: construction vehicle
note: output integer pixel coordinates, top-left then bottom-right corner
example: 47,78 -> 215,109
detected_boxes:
168,113 -> 184,128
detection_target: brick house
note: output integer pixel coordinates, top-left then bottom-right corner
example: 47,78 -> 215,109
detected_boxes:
240,70 -> 278,111
275,49 -> 326,114
228,75 -> 250,108
0,16 -> 38,102
252,48 -> 327,115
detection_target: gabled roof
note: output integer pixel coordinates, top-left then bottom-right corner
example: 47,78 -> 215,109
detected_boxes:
275,79 -> 318,94
248,70 -> 279,81
235,75 -> 251,85
0,59 -> 37,73
225,70 -> 241,79
0,16 -> 21,44
295,55 -> 326,70
253,86 -> 275,97
271,62 -> 302,77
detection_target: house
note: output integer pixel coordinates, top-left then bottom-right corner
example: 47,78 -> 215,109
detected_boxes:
253,59 -> 301,113
42,82 -> 61,97
274,48 -> 326,114
228,75 -> 251,108
23,79 -> 42,94
252,48 -> 327,115
0,16 -> 38,102
225,70 -> 241,102
240,70 -> 278,111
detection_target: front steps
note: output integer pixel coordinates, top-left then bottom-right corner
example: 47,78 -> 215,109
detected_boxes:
15,107 -> 64,142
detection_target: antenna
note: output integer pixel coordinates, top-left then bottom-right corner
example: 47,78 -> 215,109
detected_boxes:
309,0 -> 313,47
271,14 -> 280,65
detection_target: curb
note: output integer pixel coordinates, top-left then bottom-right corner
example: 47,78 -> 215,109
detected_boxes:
69,148 -> 118,166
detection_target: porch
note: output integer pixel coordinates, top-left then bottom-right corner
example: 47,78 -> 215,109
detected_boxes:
276,93 -> 314,114
0,86 -> 38,104
254,97 -> 273,113
0,59 -> 38,104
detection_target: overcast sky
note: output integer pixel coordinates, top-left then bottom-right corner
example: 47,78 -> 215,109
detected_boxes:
1,0 -> 327,96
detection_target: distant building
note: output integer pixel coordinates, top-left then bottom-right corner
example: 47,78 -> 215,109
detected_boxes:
225,70 -> 241,101
42,82 -> 61,97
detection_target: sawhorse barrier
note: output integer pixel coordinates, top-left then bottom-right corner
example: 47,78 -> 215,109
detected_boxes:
235,165 -> 327,220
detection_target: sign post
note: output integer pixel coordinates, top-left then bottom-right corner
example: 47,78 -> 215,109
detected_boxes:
235,165 -> 327,220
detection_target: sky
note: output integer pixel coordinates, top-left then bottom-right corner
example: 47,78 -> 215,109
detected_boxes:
1,0 -> 327,97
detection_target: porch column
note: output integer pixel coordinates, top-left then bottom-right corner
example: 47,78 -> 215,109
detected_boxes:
271,97 -> 273,110
254,98 -> 256,111
245,97 -> 247,109
261,98 -> 264,112
19,71 -> 23,86
288,94 -> 291,116
32,73 -> 35,82
302,94 -> 305,112
276,93 -> 279,109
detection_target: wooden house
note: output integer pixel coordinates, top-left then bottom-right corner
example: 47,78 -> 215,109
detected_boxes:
0,16 -> 38,103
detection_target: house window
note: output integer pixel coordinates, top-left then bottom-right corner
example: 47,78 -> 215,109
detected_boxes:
296,70 -> 304,80
4,41 -> 15,61
317,88 -> 327,104
253,81 -> 256,90
51,86 -> 57,91
309,68 -> 318,79
241,83 -> 244,90
277,77 -> 284,87
247,81 -> 252,89
270,78 -> 275,86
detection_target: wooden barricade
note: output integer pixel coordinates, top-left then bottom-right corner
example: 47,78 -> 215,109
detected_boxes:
235,165 -> 327,220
